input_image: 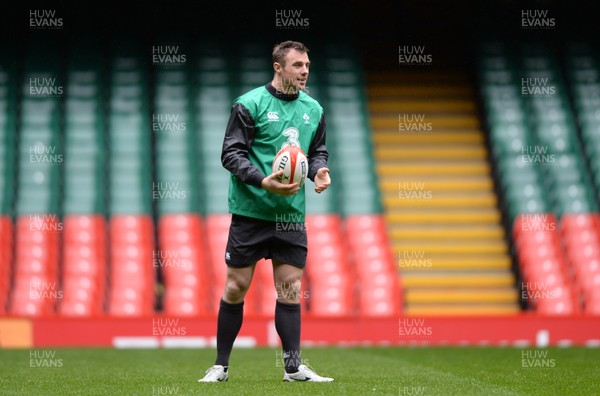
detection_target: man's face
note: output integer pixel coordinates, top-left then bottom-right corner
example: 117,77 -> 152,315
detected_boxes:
275,49 -> 310,93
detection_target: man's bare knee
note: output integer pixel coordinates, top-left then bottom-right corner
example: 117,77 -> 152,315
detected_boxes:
223,265 -> 255,304
273,261 -> 303,304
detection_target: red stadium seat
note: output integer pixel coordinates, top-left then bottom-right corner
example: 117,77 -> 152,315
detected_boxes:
344,214 -> 401,316
345,215 -> 387,238
163,287 -> 206,316
305,215 -> 353,315
513,213 -> 558,241
60,215 -> 107,316
576,269 -> 600,298
561,213 -> 600,234
535,293 -> 576,315
521,258 -> 565,282
558,214 -> 600,312
584,288 -> 600,315
305,215 -> 342,232
0,216 -> 13,312
253,259 -> 275,316
10,215 -> 62,316
10,275 -> 59,316
310,278 -> 353,316
107,215 -> 155,316
158,214 -> 209,316
205,214 -> 233,312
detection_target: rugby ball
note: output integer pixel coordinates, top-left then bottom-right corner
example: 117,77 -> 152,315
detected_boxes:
272,145 -> 308,187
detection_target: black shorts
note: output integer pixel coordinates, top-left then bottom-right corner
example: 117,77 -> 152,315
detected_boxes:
225,214 -> 308,268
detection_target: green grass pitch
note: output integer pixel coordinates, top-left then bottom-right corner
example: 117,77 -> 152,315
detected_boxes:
1,347 -> 599,395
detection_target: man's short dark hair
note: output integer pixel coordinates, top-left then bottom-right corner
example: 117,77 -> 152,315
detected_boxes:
272,41 -> 309,66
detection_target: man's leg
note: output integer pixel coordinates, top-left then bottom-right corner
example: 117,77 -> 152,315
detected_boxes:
272,259 -> 303,373
215,264 -> 256,367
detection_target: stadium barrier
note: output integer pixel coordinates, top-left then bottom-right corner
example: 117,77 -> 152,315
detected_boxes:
1,315 -> 599,348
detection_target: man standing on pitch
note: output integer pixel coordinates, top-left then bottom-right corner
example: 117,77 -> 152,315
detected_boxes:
198,41 -> 333,382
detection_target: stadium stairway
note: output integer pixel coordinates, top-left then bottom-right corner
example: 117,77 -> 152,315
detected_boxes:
367,67 -> 518,315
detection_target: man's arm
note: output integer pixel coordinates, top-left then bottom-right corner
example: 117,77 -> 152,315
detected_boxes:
307,113 -> 329,181
221,102 -> 300,196
221,103 -> 265,187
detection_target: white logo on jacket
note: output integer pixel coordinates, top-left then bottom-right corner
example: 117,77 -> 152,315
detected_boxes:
267,112 -> 279,122
281,127 -> 301,148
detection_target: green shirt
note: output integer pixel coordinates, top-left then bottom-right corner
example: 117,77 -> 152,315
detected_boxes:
221,83 -> 328,223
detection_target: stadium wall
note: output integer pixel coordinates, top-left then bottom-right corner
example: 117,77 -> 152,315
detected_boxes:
1,316 -> 599,348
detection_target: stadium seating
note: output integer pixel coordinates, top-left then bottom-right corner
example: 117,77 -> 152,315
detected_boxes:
320,43 -> 381,215
108,215 -> 155,315
306,215 -> 354,316
480,42 -> 600,315
194,43 -> 232,214
10,215 -> 61,316
0,53 -> 16,219
4,36 -> 599,319
513,213 -> 578,315
206,214 -> 231,312
560,213 -> 600,311
346,215 -> 401,315
0,216 -> 11,313
0,53 -> 15,315
59,215 -> 106,316
158,214 -> 209,315
9,43 -> 62,316
59,45 -> 108,316
105,42 -> 156,316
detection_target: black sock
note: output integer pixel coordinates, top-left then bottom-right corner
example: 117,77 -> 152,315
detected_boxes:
215,299 -> 244,367
275,300 -> 301,373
